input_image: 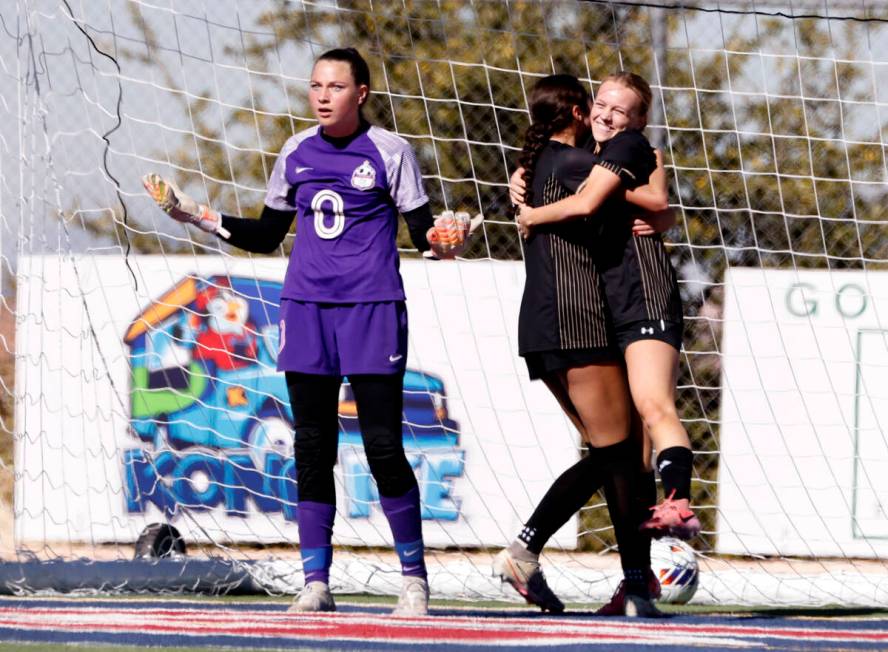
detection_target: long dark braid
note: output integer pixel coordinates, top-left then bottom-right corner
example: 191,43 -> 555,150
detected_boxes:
519,75 -> 590,206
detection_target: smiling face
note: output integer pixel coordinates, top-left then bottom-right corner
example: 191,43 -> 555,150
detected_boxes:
309,59 -> 368,137
590,80 -> 646,143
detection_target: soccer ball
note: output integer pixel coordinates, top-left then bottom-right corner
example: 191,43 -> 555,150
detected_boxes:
650,537 -> 699,604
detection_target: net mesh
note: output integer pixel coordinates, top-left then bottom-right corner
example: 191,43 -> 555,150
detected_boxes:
3,0 -> 888,606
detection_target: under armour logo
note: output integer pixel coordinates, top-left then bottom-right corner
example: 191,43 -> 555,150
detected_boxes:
641,326 -> 654,335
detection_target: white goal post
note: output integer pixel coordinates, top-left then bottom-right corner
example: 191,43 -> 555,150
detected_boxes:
3,0 -> 888,606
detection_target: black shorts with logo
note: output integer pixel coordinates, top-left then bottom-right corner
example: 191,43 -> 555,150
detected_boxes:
614,318 -> 683,353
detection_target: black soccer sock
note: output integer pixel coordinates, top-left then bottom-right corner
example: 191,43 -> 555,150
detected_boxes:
635,470 -> 657,569
656,446 -> 694,501
518,451 -> 605,555
600,437 -> 649,598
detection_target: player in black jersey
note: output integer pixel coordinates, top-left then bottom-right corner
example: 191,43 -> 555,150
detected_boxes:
494,74 -> 674,617
517,73 -> 700,544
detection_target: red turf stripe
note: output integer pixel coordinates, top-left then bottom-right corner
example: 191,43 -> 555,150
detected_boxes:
0,617 -> 661,643
2,606 -> 886,643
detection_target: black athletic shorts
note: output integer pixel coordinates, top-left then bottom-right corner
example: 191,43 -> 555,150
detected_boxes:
614,318 -> 683,353
522,346 -> 622,381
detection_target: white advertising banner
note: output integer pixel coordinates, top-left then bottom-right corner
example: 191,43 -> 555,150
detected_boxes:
14,256 -> 579,548
719,268 -> 888,557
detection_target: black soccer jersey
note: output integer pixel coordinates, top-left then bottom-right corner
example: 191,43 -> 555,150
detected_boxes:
590,131 -> 683,327
517,141 -> 612,355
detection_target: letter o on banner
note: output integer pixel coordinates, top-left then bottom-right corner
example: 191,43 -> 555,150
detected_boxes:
835,283 -> 867,319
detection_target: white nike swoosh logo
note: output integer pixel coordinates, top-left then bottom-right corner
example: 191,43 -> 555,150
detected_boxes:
403,547 -> 420,557
295,166 -> 313,174
658,460 -> 672,471
389,354 -> 403,362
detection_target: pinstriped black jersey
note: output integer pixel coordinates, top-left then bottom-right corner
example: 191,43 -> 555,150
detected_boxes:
591,131 -> 683,326
518,141 -> 612,355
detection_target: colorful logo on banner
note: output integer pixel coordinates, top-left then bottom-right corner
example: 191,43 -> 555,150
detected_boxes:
121,275 -> 465,522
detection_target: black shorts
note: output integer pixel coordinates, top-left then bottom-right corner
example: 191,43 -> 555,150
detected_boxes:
522,346 -> 622,381
614,319 -> 683,353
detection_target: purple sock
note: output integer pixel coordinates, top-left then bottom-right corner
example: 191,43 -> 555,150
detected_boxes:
297,501 -> 335,584
379,486 -> 427,579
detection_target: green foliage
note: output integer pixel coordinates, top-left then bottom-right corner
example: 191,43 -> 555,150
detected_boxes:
658,18 -> 887,548
146,1 -> 644,258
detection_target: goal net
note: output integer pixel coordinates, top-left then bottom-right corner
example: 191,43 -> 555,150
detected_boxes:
4,0 -> 888,606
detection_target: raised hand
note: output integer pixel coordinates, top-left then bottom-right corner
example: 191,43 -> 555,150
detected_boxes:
426,210 -> 484,259
142,173 -> 230,239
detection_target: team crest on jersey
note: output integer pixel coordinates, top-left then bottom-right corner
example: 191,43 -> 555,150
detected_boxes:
351,160 -> 376,190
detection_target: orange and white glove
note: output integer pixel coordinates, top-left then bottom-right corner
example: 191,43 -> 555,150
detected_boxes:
425,210 -> 484,259
142,173 -> 230,239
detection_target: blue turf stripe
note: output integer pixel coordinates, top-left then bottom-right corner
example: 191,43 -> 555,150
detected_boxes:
0,627 -> 801,652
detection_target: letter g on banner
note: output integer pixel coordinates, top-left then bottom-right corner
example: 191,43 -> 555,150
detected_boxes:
786,282 -> 817,317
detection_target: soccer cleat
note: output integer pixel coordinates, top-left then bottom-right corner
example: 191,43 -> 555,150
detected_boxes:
288,581 -> 336,612
493,548 -> 564,614
392,576 -> 430,616
623,593 -> 667,618
595,569 -> 662,616
640,491 -> 701,540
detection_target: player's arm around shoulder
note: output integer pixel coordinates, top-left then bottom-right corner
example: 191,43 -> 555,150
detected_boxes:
595,130 -> 657,186
626,148 -> 670,218
517,164 -> 622,230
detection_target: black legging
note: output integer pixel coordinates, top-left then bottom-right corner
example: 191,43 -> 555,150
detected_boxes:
285,371 -> 417,505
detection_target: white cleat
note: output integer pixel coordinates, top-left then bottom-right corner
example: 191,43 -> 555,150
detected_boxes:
392,576 -> 430,616
493,548 -> 564,614
623,593 -> 667,618
288,581 -> 336,612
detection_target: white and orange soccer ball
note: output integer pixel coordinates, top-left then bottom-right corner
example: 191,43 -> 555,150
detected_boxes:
650,537 -> 699,604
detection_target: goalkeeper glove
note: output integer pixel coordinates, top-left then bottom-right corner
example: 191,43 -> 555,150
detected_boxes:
425,210 -> 484,259
142,173 -> 230,239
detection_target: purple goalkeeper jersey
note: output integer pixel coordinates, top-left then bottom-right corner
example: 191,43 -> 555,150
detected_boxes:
264,124 -> 429,303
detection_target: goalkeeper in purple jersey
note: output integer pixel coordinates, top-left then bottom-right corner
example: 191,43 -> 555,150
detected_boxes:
143,47 -> 481,617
